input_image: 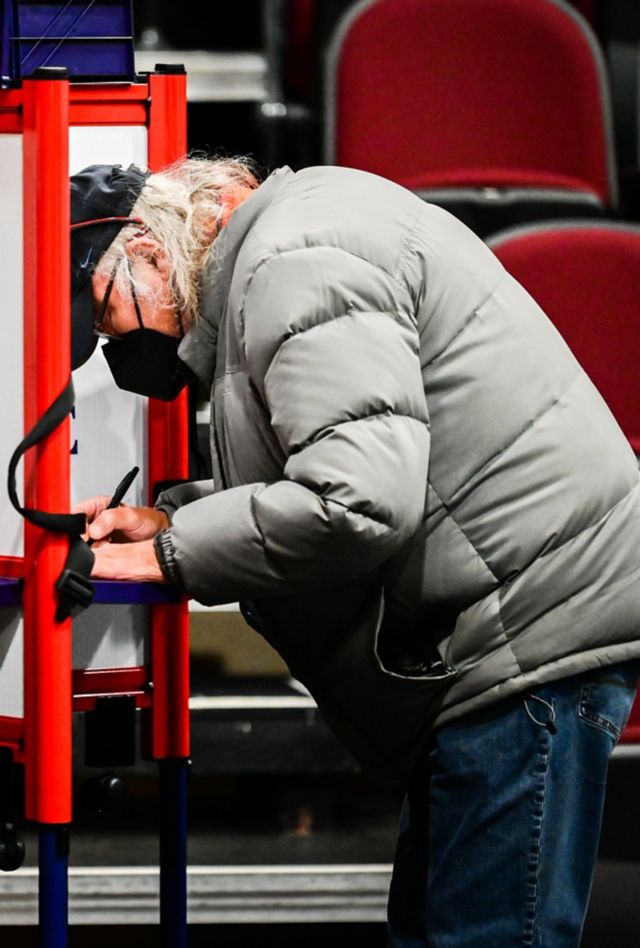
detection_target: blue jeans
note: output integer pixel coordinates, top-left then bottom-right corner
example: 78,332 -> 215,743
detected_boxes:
387,662 -> 640,948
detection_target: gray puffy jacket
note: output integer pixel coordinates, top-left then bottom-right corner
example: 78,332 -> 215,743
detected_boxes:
156,166 -> 640,780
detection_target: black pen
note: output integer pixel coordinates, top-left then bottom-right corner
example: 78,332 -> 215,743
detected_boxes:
105,465 -> 140,510
87,465 -> 140,546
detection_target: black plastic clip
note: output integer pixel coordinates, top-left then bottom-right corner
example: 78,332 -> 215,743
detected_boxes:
55,569 -> 95,621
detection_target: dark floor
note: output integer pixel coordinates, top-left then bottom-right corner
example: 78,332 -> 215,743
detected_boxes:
0,922 -> 387,947
3,759 -> 640,945
16,769 -> 401,868
3,874 -> 640,948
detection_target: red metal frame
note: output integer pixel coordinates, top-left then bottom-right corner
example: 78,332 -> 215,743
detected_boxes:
0,84 -> 150,136
0,557 -> 25,578
0,716 -> 25,760
147,71 -> 191,761
0,90 -> 21,133
22,75 -> 72,824
0,71 -> 191,829
72,667 -> 152,712
69,82 -> 149,126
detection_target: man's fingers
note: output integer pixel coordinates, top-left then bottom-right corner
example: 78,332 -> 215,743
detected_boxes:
75,499 -> 164,544
88,506 -> 133,541
72,496 -> 112,523
88,505 -> 161,542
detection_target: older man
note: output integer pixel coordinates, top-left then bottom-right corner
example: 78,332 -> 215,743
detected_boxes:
71,158 -> 640,948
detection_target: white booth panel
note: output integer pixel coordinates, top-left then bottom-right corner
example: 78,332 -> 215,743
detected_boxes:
70,351 -> 148,508
69,125 -> 148,177
70,125 -> 149,509
0,127 -> 150,554
72,604 -> 148,671
0,609 -> 23,717
0,125 -> 152,705
70,127 -> 150,669
0,136 -> 24,558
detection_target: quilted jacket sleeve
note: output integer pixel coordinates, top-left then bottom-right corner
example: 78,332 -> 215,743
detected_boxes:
158,248 -> 430,605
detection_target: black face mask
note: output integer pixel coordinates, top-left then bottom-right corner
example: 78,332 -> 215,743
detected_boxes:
102,328 -> 191,401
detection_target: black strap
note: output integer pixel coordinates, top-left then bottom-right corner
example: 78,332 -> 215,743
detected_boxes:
7,378 -> 95,622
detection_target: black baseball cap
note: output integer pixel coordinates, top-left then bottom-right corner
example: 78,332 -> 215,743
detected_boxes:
70,163 -> 151,368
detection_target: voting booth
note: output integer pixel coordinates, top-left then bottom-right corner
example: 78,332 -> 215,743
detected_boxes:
0,36 -> 190,947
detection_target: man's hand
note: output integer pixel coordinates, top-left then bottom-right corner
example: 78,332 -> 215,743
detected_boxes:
74,496 -> 170,543
90,538 -> 166,582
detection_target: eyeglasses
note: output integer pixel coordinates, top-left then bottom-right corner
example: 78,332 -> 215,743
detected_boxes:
93,258 -> 121,339
93,243 -> 185,341
94,256 -> 145,340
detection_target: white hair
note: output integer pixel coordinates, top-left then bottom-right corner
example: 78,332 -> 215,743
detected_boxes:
95,155 -> 260,325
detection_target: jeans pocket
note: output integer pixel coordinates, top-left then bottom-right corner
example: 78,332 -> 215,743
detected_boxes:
578,661 -> 640,741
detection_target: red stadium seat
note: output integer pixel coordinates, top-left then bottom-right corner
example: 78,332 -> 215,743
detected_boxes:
623,702 -> 640,744
325,0 -> 618,233
489,221 -> 640,451
489,220 -> 640,742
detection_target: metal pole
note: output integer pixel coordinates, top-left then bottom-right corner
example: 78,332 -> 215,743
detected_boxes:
159,758 -> 189,947
38,825 -> 70,948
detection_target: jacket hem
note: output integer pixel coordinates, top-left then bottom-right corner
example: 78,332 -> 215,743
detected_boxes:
434,640 -> 640,729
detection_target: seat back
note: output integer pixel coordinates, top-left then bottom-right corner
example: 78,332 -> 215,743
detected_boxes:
489,222 -> 640,452
325,0 -> 616,205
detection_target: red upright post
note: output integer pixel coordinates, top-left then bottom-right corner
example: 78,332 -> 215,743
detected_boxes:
21,72 -> 72,827
147,68 -> 191,763
22,69 -> 72,948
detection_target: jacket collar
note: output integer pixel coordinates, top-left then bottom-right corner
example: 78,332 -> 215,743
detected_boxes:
178,166 -> 294,386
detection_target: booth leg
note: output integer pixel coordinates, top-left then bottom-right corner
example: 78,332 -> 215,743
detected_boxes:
38,825 -> 69,948
159,758 -> 189,947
